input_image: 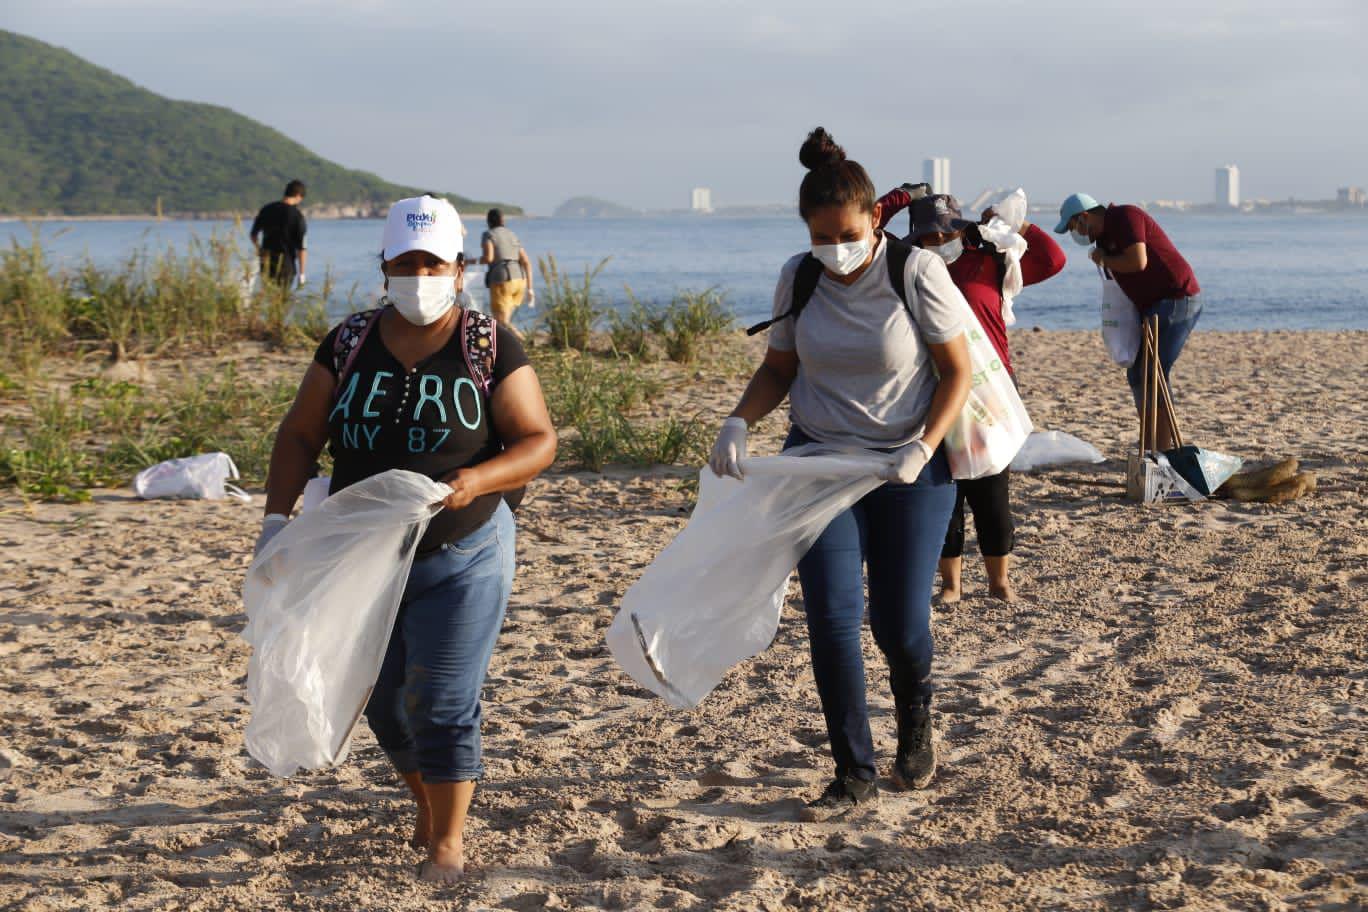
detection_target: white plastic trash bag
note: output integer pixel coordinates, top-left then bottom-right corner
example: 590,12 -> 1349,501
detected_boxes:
606,445 -> 893,709
241,469 -> 451,777
134,452 -> 250,502
979,188 -> 1030,326
1010,430 -> 1106,472
943,312 -> 1033,480
300,475 -> 331,513
989,187 -> 1028,232
1100,273 -> 1141,366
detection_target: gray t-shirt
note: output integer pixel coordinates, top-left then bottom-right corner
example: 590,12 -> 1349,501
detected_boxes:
767,236 -> 969,448
481,226 -> 524,284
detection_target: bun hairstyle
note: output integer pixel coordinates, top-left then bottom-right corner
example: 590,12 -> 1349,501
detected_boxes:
797,127 -> 875,221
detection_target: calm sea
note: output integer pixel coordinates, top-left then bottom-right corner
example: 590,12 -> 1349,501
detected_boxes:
6,213 -> 1366,331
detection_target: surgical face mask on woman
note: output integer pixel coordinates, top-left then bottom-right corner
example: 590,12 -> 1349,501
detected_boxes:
925,237 -> 964,265
387,275 -> 457,325
811,236 -> 871,275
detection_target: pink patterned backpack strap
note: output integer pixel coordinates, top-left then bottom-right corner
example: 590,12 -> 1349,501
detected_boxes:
460,308 -> 498,395
331,307 -> 384,397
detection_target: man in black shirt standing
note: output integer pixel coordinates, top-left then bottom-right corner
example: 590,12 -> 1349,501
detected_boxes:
250,180 -> 309,288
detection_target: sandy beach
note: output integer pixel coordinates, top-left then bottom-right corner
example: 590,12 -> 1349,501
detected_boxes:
1,329 -> 1365,911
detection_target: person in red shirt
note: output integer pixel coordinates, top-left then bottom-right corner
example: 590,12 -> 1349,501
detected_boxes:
1055,193 -> 1202,451
877,190 -> 1065,602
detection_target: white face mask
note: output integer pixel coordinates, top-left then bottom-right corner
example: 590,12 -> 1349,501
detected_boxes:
811,237 -> 872,276
1070,226 -> 1092,247
387,275 -> 456,325
926,237 -> 963,264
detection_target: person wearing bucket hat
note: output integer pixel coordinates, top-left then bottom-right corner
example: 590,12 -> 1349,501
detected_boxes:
257,194 -> 558,881
877,190 -> 1066,603
1056,193 -> 1202,450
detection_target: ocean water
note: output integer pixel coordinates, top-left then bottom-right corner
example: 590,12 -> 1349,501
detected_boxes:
6,213 -> 1367,331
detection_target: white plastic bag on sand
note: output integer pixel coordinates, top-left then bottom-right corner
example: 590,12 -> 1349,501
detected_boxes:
242,469 -> 451,777
1100,273 -> 1140,366
134,452 -> 250,502
606,445 -> 893,709
1010,430 -> 1106,472
943,311 -> 1033,480
979,188 -> 1030,326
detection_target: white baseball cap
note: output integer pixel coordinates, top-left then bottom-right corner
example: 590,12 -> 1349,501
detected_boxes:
381,196 -> 464,263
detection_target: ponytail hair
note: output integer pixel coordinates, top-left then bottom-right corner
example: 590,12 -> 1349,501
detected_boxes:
797,127 -> 875,221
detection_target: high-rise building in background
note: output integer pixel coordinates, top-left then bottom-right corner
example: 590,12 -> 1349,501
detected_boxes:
1337,187 -> 1366,207
923,158 -> 951,195
691,187 -> 713,213
1214,165 -> 1240,208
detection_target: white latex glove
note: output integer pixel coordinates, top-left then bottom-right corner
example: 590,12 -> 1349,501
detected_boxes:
880,439 -> 934,484
297,273 -> 307,287
708,417 -> 748,480
254,514 -> 289,557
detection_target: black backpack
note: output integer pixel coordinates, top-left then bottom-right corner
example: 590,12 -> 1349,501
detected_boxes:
746,232 -> 915,336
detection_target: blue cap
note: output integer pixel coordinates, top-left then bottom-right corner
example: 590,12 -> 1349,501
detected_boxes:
1054,192 -> 1100,233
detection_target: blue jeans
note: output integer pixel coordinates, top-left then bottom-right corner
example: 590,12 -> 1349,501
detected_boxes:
784,427 -> 957,783
1126,296 -> 1203,409
364,500 -> 515,782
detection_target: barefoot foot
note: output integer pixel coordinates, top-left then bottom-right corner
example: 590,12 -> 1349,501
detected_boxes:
418,838 -> 464,881
410,804 -> 432,850
938,586 -> 962,605
417,859 -> 465,883
988,584 -> 1016,603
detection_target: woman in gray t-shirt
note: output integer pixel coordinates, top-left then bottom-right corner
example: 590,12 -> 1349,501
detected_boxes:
478,208 -> 534,339
708,128 -> 973,817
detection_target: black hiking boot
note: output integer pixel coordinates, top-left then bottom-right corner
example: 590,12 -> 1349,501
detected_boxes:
799,775 -> 879,821
891,707 -> 937,790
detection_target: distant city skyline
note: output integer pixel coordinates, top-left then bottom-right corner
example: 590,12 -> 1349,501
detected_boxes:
4,1 -> 1366,214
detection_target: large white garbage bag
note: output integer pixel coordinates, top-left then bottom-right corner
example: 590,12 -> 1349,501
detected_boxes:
241,469 -> 451,777
1010,430 -> 1106,472
606,445 -> 893,709
1100,273 -> 1141,366
943,311 -> 1034,480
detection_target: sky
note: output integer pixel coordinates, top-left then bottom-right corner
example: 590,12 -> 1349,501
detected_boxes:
5,0 -> 1367,215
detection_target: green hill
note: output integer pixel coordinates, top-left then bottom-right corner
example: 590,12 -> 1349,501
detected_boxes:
0,30 -> 519,217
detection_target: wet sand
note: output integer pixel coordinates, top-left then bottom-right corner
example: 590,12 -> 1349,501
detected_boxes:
2,330 -> 1366,911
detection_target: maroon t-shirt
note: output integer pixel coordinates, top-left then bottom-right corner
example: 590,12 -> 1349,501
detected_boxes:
946,223 -> 1065,373
1099,204 -> 1200,312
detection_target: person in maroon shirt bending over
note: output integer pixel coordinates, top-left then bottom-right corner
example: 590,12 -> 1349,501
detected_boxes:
877,190 -> 1066,602
1055,193 -> 1202,451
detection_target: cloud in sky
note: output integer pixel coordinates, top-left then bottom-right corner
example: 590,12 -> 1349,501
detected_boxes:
5,0 -> 1366,212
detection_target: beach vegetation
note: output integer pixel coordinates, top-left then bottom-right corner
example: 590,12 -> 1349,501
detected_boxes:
0,368 -> 297,502
0,229 -> 347,367
654,288 -> 733,364
531,350 -> 709,471
536,255 -> 609,351
606,292 -> 660,361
